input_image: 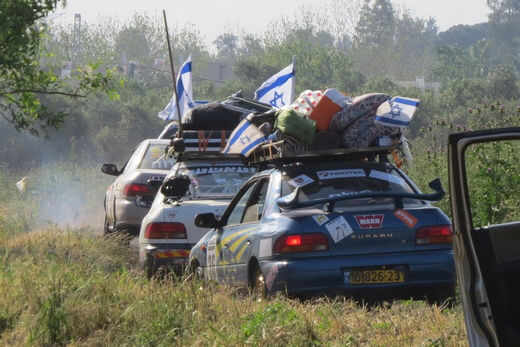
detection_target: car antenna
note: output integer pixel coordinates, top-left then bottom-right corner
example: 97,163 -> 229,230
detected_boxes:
162,10 -> 184,138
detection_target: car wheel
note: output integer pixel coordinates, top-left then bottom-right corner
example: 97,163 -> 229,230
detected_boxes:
187,260 -> 204,280
251,264 -> 267,299
103,216 -> 112,236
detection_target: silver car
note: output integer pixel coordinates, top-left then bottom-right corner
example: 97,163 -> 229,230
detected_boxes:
101,139 -> 175,236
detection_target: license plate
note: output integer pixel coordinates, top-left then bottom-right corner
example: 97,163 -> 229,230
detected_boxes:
349,269 -> 405,284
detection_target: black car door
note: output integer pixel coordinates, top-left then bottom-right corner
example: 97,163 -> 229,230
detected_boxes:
448,128 -> 520,347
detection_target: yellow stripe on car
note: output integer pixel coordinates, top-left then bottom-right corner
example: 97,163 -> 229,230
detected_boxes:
221,226 -> 257,245
229,232 -> 252,252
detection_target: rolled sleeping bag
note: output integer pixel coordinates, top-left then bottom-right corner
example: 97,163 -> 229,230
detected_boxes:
329,93 -> 390,133
272,129 -> 308,154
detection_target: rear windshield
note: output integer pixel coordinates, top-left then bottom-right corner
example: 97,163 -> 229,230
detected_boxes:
281,162 -> 421,211
139,144 -> 176,170
177,163 -> 256,199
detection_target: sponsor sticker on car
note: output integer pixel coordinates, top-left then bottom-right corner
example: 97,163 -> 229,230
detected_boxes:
393,209 -> 418,229
355,214 -> 384,229
317,169 -> 365,180
288,174 -> 314,188
312,214 -> 329,226
325,216 -> 353,243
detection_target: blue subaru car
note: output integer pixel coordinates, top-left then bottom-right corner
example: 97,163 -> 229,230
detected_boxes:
188,148 -> 455,301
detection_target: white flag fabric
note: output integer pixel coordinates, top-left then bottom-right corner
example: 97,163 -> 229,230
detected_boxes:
254,64 -> 294,108
158,54 -> 194,121
375,96 -> 420,128
222,119 -> 267,157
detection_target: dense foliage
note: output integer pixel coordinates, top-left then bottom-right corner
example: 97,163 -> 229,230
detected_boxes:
1,0 -> 520,170
0,0 -> 119,136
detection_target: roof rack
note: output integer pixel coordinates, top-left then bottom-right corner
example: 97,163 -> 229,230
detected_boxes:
249,141 -> 400,166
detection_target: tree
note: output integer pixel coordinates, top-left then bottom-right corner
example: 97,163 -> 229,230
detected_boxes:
0,0 -> 118,136
353,0 -> 395,48
213,33 -> 238,61
486,0 -> 520,71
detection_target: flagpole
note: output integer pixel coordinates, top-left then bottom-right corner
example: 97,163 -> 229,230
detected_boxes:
290,55 -> 296,103
162,9 -> 184,136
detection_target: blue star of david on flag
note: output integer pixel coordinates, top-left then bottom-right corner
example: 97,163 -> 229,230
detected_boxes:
255,63 -> 294,107
270,91 -> 285,107
389,103 -> 403,118
375,96 -> 419,128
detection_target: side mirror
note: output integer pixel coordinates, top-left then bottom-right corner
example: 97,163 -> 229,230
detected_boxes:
160,174 -> 190,199
101,163 -> 119,176
194,212 -> 221,229
147,177 -> 164,192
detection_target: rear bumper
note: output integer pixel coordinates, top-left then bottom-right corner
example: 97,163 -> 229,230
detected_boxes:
115,197 -> 152,232
260,249 -> 455,298
139,242 -> 195,276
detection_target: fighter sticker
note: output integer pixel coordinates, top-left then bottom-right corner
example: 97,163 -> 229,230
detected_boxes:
312,214 -> 329,226
259,238 -> 272,258
325,216 -> 353,243
288,174 -> 314,188
355,214 -> 384,229
369,170 -> 405,186
317,169 -> 365,180
265,264 -> 279,292
394,209 -> 418,229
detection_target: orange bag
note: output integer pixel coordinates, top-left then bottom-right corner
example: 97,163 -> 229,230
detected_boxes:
309,88 -> 351,131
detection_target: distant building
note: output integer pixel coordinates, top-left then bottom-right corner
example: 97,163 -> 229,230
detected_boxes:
395,76 -> 441,95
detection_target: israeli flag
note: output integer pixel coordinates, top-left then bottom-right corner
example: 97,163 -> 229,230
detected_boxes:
254,64 -> 294,108
222,119 -> 267,157
375,96 -> 420,128
158,54 -> 194,121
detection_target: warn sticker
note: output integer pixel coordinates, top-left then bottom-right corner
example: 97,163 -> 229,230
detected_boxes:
355,214 -> 384,229
394,209 -> 418,229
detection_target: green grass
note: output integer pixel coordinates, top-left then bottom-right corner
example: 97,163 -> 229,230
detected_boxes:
0,227 -> 467,346
0,165 -> 468,346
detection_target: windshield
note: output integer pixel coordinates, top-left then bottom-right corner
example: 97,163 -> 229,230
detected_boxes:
177,163 -> 256,198
281,162 -> 421,211
139,143 -> 176,170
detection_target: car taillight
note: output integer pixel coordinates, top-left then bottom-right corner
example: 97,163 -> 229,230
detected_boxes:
415,225 -> 453,245
144,222 -> 187,239
273,233 -> 329,254
123,183 -> 152,196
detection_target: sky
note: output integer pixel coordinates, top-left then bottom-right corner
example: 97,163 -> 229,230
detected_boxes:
55,0 -> 490,45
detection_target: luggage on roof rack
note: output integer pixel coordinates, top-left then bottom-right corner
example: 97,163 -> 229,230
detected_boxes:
249,140 -> 400,165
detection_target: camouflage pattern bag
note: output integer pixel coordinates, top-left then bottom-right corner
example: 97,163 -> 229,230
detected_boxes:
329,93 -> 390,133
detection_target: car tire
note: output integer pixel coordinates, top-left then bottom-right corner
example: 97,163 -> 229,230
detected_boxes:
103,216 -> 112,236
187,260 -> 203,280
251,263 -> 267,299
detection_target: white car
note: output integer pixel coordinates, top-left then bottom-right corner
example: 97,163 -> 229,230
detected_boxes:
101,139 -> 175,236
138,153 -> 256,276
